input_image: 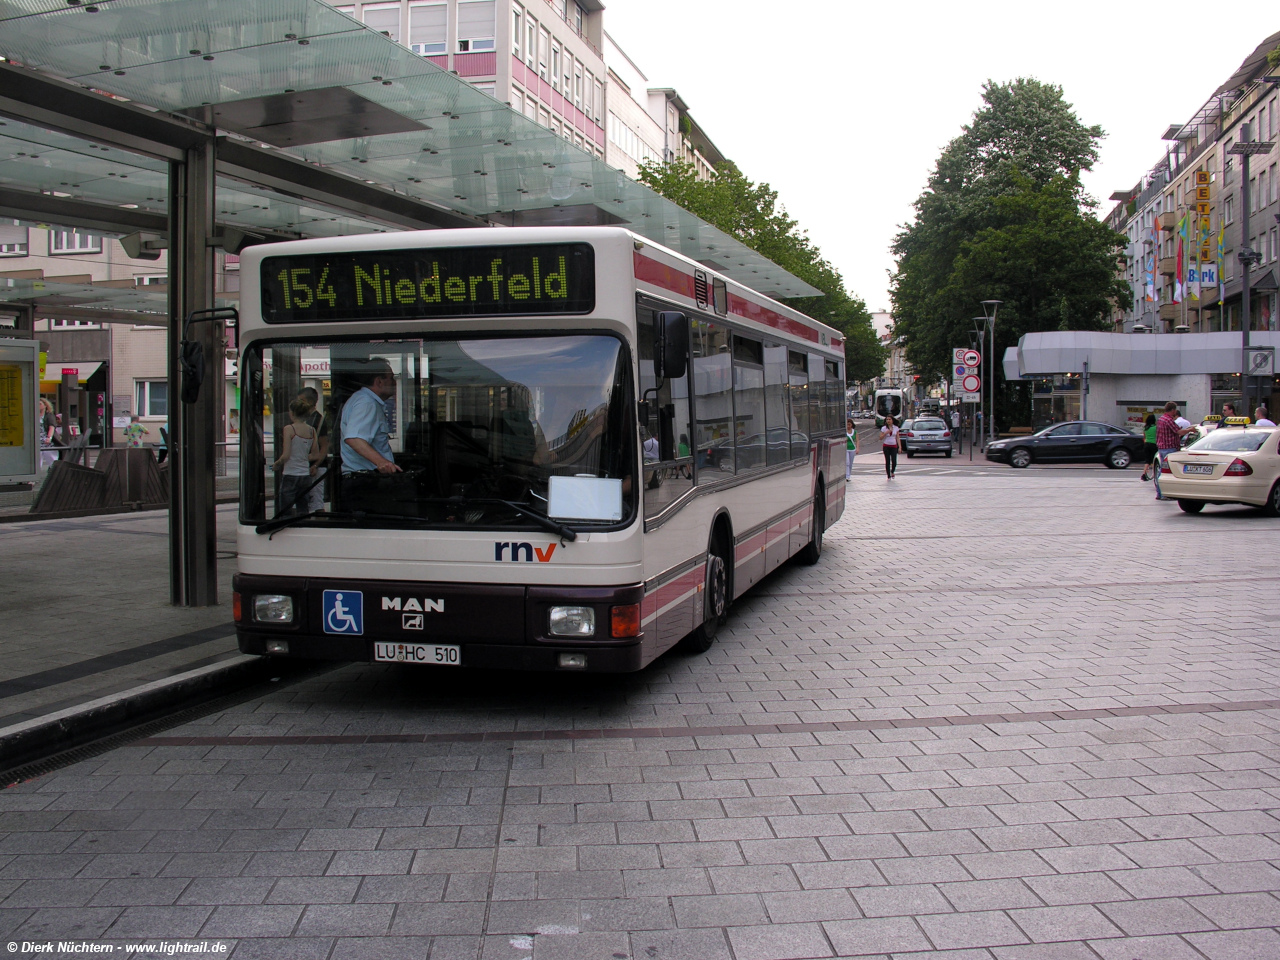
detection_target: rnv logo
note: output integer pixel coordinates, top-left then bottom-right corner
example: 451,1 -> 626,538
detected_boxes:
494,542 -> 557,562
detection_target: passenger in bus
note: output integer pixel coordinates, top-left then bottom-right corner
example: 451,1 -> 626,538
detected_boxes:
297,387 -> 330,513
340,359 -> 401,476
272,397 -> 319,517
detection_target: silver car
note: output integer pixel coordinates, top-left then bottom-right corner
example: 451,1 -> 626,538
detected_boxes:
901,417 -> 953,458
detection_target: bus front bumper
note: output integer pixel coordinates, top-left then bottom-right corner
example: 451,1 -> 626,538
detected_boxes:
233,573 -> 647,673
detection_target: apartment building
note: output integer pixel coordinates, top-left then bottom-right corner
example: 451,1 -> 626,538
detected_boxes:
3,0 -> 730,449
1107,32 -> 1279,336
331,0 -> 608,157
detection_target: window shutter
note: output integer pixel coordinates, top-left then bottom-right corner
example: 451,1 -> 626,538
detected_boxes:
409,3 -> 446,45
0,221 -> 27,245
363,5 -> 401,41
458,0 -> 495,40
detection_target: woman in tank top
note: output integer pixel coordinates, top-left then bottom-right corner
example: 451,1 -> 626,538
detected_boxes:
880,415 -> 899,480
272,397 -> 319,516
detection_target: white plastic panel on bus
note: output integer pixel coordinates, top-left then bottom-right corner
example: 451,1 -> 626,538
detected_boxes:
548,476 -> 623,522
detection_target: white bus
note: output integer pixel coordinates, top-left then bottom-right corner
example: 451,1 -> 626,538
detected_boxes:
232,227 -> 846,672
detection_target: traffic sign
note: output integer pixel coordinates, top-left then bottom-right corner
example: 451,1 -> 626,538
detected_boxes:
952,348 -> 967,364
963,350 -> 981,368
954,364 -> 966,378
961,373 -> 981,394
961,391 -> 981,403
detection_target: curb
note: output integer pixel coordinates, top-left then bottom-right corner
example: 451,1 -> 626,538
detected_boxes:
0,654 -> 284,775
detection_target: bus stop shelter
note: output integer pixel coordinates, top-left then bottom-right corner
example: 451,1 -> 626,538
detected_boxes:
0,0 -> 817,606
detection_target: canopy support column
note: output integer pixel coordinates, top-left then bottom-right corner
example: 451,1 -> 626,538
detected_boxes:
167,139 -> 220,606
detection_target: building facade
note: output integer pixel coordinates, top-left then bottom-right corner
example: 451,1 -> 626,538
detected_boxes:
1106,32 -> 1279,337
2,0 -> 730,454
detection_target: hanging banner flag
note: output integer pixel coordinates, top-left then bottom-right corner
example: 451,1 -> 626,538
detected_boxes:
1174,215 -> 1186,303
1217,223 -> 1226,306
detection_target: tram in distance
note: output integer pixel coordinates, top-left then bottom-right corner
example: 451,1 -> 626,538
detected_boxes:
231,226 -> 847,673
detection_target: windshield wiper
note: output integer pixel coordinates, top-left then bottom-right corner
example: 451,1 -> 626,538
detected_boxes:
255,510 -> 360,537
254,502 -> 578,542
465,498 -> 578,542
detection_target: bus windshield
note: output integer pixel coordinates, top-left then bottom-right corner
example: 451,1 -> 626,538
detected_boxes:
241,334 -> 635,529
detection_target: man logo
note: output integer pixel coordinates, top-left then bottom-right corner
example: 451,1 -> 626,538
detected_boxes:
381,597 -> 445,612
494,542 -> 557,562
402,613 -> 424,631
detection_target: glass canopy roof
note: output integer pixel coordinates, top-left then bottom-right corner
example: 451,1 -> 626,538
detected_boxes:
0,0 -> 820,298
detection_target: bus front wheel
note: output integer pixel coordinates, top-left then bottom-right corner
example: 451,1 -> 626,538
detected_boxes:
798,487 -> 825,566
680,536 -> 730,654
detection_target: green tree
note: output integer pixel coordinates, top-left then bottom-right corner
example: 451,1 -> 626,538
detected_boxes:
891,79 -> 1127,419
638,159 -> 885,383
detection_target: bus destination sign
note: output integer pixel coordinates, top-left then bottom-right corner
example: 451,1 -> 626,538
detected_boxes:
261,243 -> 595,323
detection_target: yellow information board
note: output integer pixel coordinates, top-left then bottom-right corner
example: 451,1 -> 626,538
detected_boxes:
0,365 -> 25,447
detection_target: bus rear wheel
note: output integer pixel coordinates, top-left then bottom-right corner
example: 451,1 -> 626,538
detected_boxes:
680,538 -> 729,654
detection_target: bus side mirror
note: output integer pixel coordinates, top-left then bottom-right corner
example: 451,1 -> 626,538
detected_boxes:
653,311 -> 688,380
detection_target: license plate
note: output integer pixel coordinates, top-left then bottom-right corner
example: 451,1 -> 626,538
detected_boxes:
373,642 -> 461,665
1182,464 -> 1214,475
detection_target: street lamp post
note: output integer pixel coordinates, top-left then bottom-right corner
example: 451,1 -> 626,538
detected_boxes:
980,300 -> 1001,447
1227,122 -> 1274,419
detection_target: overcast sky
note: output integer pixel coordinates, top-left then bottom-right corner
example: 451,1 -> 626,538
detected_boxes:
604,0 -> 1274,317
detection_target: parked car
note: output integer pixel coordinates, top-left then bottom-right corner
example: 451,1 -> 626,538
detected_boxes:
901,417 -> 952,458
985,420 -> 1143,469
1160,422 -> 1280,514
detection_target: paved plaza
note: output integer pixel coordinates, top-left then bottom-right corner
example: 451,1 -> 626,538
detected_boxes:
0,462 -> 1278,959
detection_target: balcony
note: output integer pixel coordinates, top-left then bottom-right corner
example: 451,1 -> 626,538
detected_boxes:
1159,257 -> 1177,276
1158,303 -> 1181,321
1158,211 -> 1177,231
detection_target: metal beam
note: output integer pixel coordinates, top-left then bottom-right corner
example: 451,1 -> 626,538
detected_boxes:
0,187 -> 169,236
168,142 -> 220,607
0,62 -> 208,162
216,137 -> 484,231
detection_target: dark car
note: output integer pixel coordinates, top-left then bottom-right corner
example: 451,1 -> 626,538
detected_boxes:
985,420 -> 1143,469
901,417 -> 952,457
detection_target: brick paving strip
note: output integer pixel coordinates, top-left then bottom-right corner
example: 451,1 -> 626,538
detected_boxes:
136,699 -> 1280,747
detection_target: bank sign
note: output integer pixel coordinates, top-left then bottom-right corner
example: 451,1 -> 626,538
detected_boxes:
1189,263 -> 1218,286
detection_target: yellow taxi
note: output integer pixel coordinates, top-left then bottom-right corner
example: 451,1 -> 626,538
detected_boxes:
1161,418 -> 1280,515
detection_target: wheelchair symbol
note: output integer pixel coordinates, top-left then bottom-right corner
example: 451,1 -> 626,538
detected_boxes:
322,590 -> 363,635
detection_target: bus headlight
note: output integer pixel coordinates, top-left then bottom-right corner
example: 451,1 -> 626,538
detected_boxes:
549,606 -> 595,637
253,595 -> 294,623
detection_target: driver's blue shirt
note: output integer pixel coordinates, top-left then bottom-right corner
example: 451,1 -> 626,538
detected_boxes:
340,387 -> 394,473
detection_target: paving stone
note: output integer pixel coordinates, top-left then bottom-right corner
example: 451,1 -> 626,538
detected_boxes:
726,921 -> 834,960
1004,904 -> 1121,942
822,916 -> 932,955
1096,896 -> 1217,936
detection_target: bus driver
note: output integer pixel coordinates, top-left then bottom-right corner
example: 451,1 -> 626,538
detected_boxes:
341,359 -> 402,477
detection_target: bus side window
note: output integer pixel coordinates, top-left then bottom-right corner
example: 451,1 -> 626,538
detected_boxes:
826,360 -> 842,434
788,351 -> 809,458
732,335 -> 765,472
808,353 -> 825,435
692,319 -> 733,480
764,344 -> 790,466
637,305 -> 694,516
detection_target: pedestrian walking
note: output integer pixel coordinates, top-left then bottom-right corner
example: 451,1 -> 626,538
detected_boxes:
1153,402 -> 1191,501
1220,402 -> 1237,421
880,415 -> 900,479
122,415 -> 149,448
845,418 -> 858,480
1139,413 -> 1157,481
1254,406 -> 1276,427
